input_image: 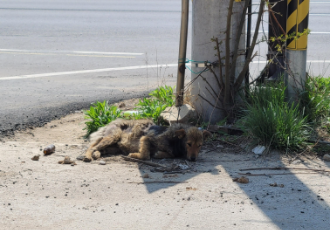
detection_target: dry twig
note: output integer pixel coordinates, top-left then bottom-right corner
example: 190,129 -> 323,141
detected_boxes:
121,156 -> 166,168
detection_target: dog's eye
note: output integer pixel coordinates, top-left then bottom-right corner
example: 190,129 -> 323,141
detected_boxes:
187,143 -> 192,147
198,144 -> 202,147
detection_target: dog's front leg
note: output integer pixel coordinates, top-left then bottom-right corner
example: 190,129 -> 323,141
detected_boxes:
128,136 -> 151,160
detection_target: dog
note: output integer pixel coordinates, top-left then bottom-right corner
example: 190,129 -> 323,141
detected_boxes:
83,118 -> 211,162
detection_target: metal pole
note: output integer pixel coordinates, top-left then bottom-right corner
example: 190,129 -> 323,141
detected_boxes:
285,0 -> 310,103
267,0 -> 287,81
175,0 -> 189,107
245,0 -> 251,94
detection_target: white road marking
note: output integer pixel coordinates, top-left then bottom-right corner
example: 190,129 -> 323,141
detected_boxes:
0,49 -> 144,56
2,60 -> 329,80
72,51 -> 144,55
251,60 -> 330,64
257,31 -> 330,34
0,51 -> 135,58
0,64 -> 177,81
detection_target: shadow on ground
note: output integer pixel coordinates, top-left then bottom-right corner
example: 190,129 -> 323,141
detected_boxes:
138,149 -> 330,229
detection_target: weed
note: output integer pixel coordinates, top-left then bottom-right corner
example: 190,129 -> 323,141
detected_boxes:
134,86 -> 175,124
239,83 -> 310,151
83,101 -> 122,137
299,75 -> 330,123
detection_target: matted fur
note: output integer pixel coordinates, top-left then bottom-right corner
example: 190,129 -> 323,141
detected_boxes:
83,119 -> 211,162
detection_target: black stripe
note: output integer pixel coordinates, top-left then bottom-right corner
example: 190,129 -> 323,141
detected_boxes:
287,25 -> 297,48
288,0 -> 298,17
298,14 -> 309,33
299,0 -> 305,4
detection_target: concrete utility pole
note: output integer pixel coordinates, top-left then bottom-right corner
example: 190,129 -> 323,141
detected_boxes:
285,0 -> 310,103
191,0 -> 245,123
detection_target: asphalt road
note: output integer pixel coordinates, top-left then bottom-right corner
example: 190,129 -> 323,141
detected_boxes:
0,0 -> 185,134
0,0 -> 329,134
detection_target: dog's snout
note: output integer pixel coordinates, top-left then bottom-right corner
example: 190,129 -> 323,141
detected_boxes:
190,157 -> 196,161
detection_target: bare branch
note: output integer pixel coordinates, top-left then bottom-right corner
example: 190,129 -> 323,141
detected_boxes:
230,0 -> 250,85
215,38 -> 224,87
199,74 -> 219,99
225,0 -> 235,105
198,94 -> 223,110
234,0 -> 265,91
206,65 -> 222,91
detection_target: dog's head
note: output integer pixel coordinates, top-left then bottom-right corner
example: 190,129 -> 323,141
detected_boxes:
174,127 -> 212,161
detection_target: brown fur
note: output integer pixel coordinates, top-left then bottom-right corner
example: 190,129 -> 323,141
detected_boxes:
83,119 -> 211,162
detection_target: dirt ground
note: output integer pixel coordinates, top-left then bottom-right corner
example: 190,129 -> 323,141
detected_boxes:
1,99 -> 330,229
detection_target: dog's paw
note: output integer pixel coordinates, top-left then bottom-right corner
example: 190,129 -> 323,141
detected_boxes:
92,151 -> 101,160
83,157 -> 92,162
127,153 -> 136,158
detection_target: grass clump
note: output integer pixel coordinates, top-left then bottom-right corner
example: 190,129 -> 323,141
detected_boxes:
133,86 -> 174,124
83,86 -> 175,136
299,75 -> 330,123
83,101 -> 122,137
239,82 -> 309,151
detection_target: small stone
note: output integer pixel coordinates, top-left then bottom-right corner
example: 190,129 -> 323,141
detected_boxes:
31,155 -> 40,161
160,104 -> 197,125
323,154 -> 330,162
292,159 -> 301,165
233,176 -> 249,184
99,160 -> 106,165
142,173 -> 150,178
252,145 -> 266,155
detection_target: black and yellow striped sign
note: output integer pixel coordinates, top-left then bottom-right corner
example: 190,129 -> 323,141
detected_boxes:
286,0 -> 310,50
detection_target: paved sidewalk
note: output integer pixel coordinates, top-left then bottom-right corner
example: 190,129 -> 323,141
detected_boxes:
1,112 -> 330,229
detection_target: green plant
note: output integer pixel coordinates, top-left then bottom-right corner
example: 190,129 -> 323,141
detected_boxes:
83,101 -> 122,137
239,83 -> 310,151
134,86 -> 175,124
299,75 -> 330,123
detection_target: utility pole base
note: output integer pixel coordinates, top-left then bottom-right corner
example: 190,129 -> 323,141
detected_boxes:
285,50 -> 307,103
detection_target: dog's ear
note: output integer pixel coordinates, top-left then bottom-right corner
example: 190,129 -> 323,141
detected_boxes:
174,129 -> 186,139
203,130 -> 212,140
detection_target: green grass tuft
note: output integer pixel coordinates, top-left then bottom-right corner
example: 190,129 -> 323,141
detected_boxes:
299,75 -> 330,123
133,86 -> 175,124
239,82 -> 310,151
83,101 -> 122,137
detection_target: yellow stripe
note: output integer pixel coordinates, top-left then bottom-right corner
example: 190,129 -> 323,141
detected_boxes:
287,40 -> 296,49
297,0 -> 310,50
297,0 -> 309,25
286,11 -> 297,33
287,0 -> 292,5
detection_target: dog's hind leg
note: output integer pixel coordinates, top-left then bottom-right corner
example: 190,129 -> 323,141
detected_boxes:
84,137 -> 103,162
84,133 -> 121,162
128,136 -> 151,160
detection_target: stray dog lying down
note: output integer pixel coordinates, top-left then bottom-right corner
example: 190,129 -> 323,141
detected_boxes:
83,119 -> 211,162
